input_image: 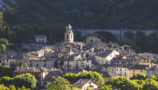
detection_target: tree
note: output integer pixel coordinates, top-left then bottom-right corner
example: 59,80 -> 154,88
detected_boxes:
0,12 -> 4,30
107,77 -> 139,90
124,31 -> 134,41
146,32 -> 158,53
0,38 -> 8,46
100,85 -> 112,90
153,59 -> 158,64
78,71 -> 104,87
0,84 -> 9,90
0,65 -> 13,77
17,86 -> 30,90
46,76 -> 71,90
0,76 -> 13,87
13,73 -> 36,88
74,31 -> 83,42
143,79 -> 158,90
130,74 -> 147,80
95,31 -> 117,42
135,31 -> 147,52
63,73 -> 79,84
0,44 -> 6,52
150,75 -> 157,81
119,39 -> 140,52
9,85 -> 16,90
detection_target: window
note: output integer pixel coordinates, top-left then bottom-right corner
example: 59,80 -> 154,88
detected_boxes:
81,63 -> 84,67
124,73 -> 126,76
37,64 -> 39,67
44,64 -> 46,67
67,35 -> 69,40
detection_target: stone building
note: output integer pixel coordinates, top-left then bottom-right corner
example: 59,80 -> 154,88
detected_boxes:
55,55 -> 94,70
94,50 -> 119,64
65,24 -> 74,43
73,79 -> 98,90
86,36 -> 101,42
34,35 -> 47,43
106,65 -> 129,77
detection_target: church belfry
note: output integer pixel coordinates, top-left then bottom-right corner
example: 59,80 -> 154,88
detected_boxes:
65,24 -> 74,43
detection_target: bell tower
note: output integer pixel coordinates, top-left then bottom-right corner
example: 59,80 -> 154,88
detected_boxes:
65,24 -> 74,43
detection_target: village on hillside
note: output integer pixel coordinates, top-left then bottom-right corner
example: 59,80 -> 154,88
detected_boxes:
1,25 -> 158,89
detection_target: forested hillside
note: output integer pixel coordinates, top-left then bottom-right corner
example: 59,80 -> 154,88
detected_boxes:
4,0 -> 158,28
0,0 -> 158,53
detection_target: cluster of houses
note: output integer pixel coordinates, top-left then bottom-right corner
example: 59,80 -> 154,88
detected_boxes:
0,24 -> 158,89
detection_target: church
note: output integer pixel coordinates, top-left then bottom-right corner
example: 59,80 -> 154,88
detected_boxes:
64,24 -> 74,43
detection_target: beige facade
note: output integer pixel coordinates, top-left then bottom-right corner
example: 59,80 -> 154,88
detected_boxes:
128,69 -> 147,78
86,36 -> 101,42
1,58 -> 16,66
106,64 -> 158,78
73,79 -> 98,90
26,60 -> 54,68
57,60 -> 93,70
65,24 -> 74,43
106,66 -> 129,77
82,81 -> 98,90
95,50 -> 119,64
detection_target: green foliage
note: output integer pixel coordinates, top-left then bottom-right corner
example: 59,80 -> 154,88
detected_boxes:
74,31 -> 83,42
0,77 -> 13,87
100,85 -> 112,90
0,38 -> 8,52
71,87 -> 81,90
63,73 -> 79,84
124,31 -> 134,41
1,0 -> 158,53
143,79 -> 158,90
135,31 -> 147,52
0,66 -> 13,77
0,44 -> 6,52
0,73 -> 33,89
146,32 -> 158,53
46,76 -> 71,90
153,59 -> 158,64
119,39 -> 140,52
95,31 -> 117,42
107,77 -> 139,90
0,84 -> 9,90
14,73 -> 36,88
87,87 -> 92,90
0,38 -> 8,46
130,74 -> 147,80
0,12 -> 4,30
79,71 -> 104,87
17,86 -> 30,90
150,75 -> 157,81
9,85 -> 16,90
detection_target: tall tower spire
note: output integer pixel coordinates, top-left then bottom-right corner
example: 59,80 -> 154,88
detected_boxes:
65,24 -> 74,43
